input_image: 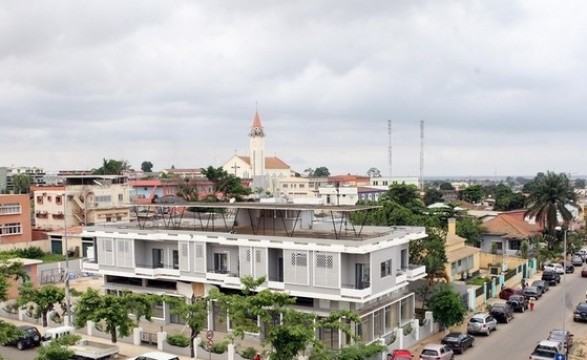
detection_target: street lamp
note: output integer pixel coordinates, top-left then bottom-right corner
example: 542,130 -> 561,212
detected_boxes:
63,191 -> 72,326
556,226 -> 567,341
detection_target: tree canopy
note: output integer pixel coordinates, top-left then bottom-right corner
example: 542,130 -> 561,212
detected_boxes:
163,295 -> 207,358
524,171 -> 578,235
17,282 -> 65,327
313,167 -> 330,177
11,174 -> 31,194
93,159 -> 131,175
141,161 -> 153,172
427,283 -> 467,329
201,166 -> 251,201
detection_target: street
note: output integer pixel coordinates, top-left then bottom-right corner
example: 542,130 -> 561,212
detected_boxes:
459,272 -> 587,360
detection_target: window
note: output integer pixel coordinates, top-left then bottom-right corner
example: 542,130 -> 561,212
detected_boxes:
36,196 -> 43,204
172,250 -> 179,269
299,184 -> 305,188
0,223 -> 22,235
291,253 -> 307,267
0,203 -> 21,215
316,254 -> 333,269
380,260 -> 392,278
56,196 -> 62,205
118,194 -> 123,202
47,196 -> 52,202
95,195 -> 112,203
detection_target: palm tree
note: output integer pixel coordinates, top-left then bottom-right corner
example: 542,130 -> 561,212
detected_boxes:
525,171 -> 578,235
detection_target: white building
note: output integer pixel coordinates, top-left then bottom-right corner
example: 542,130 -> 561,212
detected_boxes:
82,202 -> 427,347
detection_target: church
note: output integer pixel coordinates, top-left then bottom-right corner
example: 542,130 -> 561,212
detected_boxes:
222,111 -> 292,190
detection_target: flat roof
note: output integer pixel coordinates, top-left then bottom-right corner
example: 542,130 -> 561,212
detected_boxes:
128,202 -> 381,212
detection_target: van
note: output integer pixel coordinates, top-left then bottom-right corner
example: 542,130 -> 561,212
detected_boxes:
127,351 -> 180,360
42,325 -> 75,345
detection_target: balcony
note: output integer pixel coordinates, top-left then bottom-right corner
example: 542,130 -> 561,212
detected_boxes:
82,260 -> 99,272
396,270 -> 408,285
341,283 -> 371,300
404,264 -> 426,281
135,264 -> 180,278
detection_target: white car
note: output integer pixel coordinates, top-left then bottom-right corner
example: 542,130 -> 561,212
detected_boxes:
544,263 -> 565,274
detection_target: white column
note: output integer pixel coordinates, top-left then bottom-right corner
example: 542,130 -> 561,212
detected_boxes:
194,337 -> 202,360
227,343 -> 235,360
133,327 -> 142,346
87,320 -> 94,336
157,331 -> 167,351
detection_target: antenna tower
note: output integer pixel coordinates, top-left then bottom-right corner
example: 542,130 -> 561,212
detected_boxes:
419,120 -> 424,191
388,120 -> 392,179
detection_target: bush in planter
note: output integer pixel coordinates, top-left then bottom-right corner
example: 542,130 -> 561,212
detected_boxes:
166,334 -> 190,348
3,302 -> 19,314
210,341 -> 228,354
239,346 -> 258,359
49,311 -> 63,324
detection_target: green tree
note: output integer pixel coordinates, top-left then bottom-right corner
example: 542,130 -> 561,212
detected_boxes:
34,334 -> 80,360
0,320 -> 23,346
428,283 -> 466,329
141,161 -> 154,172
456,217 -> 485,247
201,166 -> 251,201
459,185 -> 484,203
313,167 -> 330,177
423,188 -> 444,206
93,159 -> 131,175
0,261 -> 28,301
380,183 -> 423,211
17,283 -> 65,327
525,171 -> 578,236
11,174 -> 32,194
439,182 -> 455,191
163,295 -> 207,358
73,289 -> 153,343
518,240 -> 529,259
304,168 -> 314,177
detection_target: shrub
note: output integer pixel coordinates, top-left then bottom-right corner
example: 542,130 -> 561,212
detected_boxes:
3,302 -> 19,314
49,311 -> 63,324
210,341 -> 228,354
26,304 -> 39,319
239,346 -> 257,359
15,247 -> 45,259
166,334 -> 190,348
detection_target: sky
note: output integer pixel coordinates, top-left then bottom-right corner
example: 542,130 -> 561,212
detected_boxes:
2,1 -> 587,178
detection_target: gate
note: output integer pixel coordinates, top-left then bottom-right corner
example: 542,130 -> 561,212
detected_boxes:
141,331 -> 157,346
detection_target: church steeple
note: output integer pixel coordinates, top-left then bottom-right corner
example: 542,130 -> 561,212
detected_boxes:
249,110 -> 265,177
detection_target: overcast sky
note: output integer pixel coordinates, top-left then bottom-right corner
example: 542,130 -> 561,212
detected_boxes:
2,1 -> 587,178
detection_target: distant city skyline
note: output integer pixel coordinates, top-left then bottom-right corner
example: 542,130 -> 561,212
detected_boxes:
2,2 -> 587,177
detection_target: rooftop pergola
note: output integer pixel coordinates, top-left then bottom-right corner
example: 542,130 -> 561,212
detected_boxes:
124,202 -> 382,240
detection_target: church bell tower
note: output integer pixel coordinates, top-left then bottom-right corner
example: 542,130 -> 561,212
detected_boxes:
249,111 -> 265,177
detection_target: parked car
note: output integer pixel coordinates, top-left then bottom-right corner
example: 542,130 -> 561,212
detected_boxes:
0,325 -> 41,350
467,313 -> 497,336
388,349 -> 414,360
498,287 -> 524,300
506,294 -> 529,312
532,280 -> 549,294
577,248 -> 587,259
418,344 -> 454,360
573,302 -> 587,322
441,332 -> 475,354
548,329 -> 573,353
575,251 -> 586,261
490,303 -> 515,323
523,286 -> 542,299
530,280 -> 549,294
566,263 -> 575,273
529,340 -> 565,360
541,270 -> 560,285
572,255 -> 584,266
552,263 -> 565,274
127,352 -> 180,360
581,266 -> 587,278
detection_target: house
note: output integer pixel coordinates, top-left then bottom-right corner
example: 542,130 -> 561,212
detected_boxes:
0,194 -> 33,250
444,218 -> 480,281
480,210 -> 541,256
317,185 -> 358,206
274,177 -> 315,200
82,202 -> 427,347
130,179 -> 181,204
358,187 -> 387,202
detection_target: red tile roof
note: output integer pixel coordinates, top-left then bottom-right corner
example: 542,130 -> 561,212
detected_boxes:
483,212 -> 541,239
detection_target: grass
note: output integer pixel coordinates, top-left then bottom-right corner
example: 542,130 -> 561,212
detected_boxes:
468,276 -> 490,286
40,253 -> 66,263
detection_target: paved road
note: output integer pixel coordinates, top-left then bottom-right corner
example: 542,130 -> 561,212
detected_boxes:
459,271 -> 587,360
0,343 -> 38,360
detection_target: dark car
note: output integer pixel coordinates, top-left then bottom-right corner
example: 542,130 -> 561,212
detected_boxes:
542,270 -> 561,286
506,294 -> 529,312
532,279 -> 549,294
566,263 -> 575,273
523,286 -> 542,299
490,303 -> 514,323
441,332 -> 475,354
573,302 -> 587,322
0,325 -> 41,350
498,287 -> 524,300
582,266 -> 587,278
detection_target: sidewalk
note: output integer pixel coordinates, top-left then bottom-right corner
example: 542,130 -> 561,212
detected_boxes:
0,316 -> 197,360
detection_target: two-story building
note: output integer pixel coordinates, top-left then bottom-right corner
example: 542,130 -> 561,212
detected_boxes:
0,194 -> 32,247
82,202 -> 427,347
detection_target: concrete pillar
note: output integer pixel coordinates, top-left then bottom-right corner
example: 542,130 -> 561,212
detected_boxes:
133,327 -> 142,346
467,288 -> 475,311
228,343 -> 235,360
194,337 -> 202,360
396,327 -> 404,349
87,320 -> 94,336
410,319 -> 419,340
18,308 -> 25,322
425,311 -> 434,333
157,331 -> 166,351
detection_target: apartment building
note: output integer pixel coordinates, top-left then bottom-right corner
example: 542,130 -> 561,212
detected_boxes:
0,194 -> 32,245
82,202 -> 427,346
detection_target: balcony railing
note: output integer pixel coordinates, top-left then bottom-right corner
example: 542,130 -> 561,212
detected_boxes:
135,263 -> 180,277
341,283 -> 372,299
82,260 -> 99,272
404,264 -> 426,280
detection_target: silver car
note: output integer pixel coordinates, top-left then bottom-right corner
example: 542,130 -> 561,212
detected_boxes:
467,313 -> 497,336
571,255 -> 584,266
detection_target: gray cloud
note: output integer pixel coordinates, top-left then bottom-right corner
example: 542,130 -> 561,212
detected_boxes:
2,1 -> 587,177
